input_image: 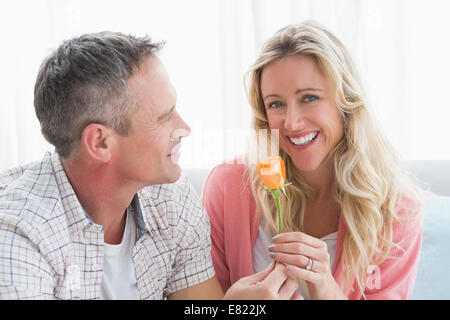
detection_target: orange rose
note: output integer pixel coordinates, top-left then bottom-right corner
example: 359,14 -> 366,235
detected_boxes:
257,156 -> 286,190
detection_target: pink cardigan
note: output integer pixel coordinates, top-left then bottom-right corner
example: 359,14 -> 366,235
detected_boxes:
201,162 -> 423,300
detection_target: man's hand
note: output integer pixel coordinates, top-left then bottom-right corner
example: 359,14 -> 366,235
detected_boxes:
223,263 -> 303,300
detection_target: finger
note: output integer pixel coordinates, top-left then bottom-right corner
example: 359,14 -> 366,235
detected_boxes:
243,263 -> 275,284
270,250 -> 310,269
286,265 -> 320,283
277,276 -> 299,300
290,291 -> 304,300
270,252 -> 323,273
273,232 -> 325,249
261,263 -> 288,289
269,242 -> 324,262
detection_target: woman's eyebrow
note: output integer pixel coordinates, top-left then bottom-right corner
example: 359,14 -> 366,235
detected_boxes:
263,94 -> 281,101
263,88 -> 323,101
295,88 -> 322,94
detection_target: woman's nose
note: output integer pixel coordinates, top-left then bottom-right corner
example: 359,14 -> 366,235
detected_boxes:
283,105 -> 305,132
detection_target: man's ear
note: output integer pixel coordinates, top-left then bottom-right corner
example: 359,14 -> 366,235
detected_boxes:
81,123 -> 114,163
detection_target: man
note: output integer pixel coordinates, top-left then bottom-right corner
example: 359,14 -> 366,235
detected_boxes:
0,32 -> 300,299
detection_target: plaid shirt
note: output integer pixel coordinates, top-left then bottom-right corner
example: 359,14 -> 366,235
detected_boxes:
0,152 -> 215,299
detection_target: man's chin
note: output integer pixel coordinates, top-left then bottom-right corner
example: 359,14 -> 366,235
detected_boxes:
166,172 -> 182,184
164,165 -> 182,184
142,166 -> 182,187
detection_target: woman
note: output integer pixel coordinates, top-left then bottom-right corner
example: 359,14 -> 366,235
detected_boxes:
202,21 -> 423,299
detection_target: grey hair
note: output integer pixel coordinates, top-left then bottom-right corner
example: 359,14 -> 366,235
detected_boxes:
34,31 -> 164,158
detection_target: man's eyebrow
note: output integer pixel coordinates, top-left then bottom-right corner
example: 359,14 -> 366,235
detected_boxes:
156,105 -> 175,122
263,88 -> 322,101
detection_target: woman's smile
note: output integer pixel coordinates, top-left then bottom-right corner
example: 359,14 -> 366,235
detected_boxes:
286,131 -> 320,149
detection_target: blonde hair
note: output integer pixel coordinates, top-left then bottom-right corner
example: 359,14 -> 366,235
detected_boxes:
245,21 -> 422,295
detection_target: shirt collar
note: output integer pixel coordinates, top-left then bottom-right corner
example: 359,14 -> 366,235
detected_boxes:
131,195 -> 147,241
49,152 -> 94,235
49,151 -> 148,240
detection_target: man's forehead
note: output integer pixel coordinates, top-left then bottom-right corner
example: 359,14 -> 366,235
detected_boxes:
128,57 -> 176,119
154,85 -> 176,120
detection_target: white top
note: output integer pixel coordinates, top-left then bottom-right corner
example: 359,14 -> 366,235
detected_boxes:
100,209 -> 140,300
252,215 -> 338,300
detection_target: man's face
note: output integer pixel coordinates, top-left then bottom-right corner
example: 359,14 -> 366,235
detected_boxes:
112,57 -> 190,187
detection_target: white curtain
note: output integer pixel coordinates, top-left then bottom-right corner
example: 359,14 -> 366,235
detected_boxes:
1,0 -> 449,172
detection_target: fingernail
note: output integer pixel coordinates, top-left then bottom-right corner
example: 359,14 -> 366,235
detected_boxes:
269,252 -> 277,259
267,244 -> 275,251
272,234 -> 280,241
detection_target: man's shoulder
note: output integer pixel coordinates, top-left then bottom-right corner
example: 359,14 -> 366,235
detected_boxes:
137,174 -> 205,228
0,154 -> 63,224
0,161 -> 40,190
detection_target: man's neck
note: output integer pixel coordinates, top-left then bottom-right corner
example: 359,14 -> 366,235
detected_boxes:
62,157 -> 137,244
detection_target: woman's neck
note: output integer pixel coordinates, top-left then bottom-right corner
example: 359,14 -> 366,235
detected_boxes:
299,156 -> 336,200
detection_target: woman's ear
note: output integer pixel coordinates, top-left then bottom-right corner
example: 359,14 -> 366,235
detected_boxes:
81,123 -> 113,163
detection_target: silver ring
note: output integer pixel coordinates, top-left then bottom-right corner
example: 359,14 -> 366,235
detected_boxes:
305,257 -> 314,271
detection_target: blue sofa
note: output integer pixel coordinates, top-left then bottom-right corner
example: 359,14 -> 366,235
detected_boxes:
411,192 -> 450,299
184,160 -> 450,300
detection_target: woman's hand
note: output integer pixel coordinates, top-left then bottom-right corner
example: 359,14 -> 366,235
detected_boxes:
269,232 -> 347,300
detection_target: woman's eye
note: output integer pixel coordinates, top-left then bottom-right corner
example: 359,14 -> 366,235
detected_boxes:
303,95 -> 319,103
268,101 -> 284,109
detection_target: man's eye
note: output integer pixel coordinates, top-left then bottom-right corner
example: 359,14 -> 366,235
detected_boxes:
162,111 -> 174,123
268,101 -> 284,109
303,95 -> 319,103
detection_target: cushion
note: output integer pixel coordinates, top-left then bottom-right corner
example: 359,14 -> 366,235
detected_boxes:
411,192 -> 450,299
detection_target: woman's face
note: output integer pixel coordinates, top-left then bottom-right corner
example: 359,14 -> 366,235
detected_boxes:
260,55 -> 344,173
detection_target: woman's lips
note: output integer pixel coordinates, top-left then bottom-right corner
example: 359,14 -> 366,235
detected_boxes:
286,130 -> 319,139
285,131 -> 319,149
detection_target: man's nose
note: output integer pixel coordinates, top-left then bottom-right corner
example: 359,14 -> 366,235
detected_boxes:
170,112 -> 191,141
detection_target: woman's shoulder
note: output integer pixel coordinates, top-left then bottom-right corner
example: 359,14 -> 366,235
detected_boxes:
392,188 -> 424,241
206,158 -> 250,186
395,186 -> 423,218
203,157 -> 255,200
202,158 -> 257,223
